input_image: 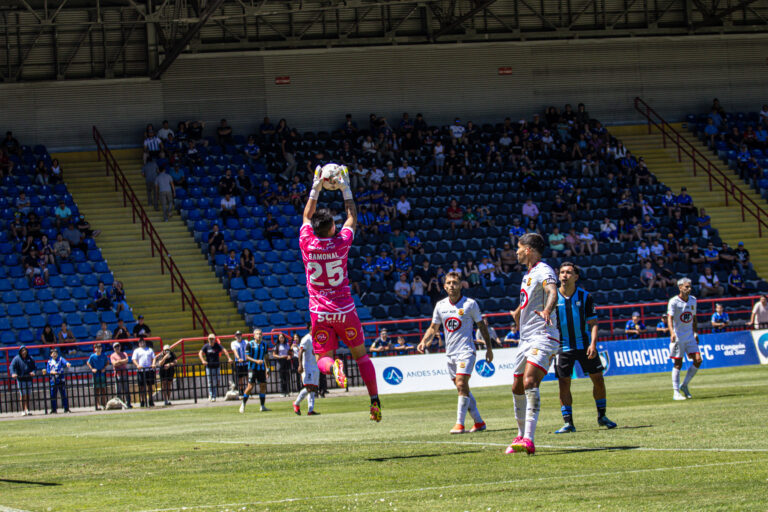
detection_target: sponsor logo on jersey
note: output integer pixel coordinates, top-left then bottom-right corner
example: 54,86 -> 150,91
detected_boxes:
458,361 -> 466,369
599,350 -> 611,375
317,312 -> 347,323
519,289 -> 529,309
475,359 -> 495,378
458,308 -> 464,316
345,327 -> 358,341
679,311 -> 693,323
445,317 -> 462,332
527,277 -> 532,286
314,330 -> 330,345
383,366 -> 404,385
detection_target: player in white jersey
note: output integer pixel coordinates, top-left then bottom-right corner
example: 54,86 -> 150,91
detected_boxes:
667,277 -> 701,400
417,272 -> 494,434
506,233 -> 560,456
293,331 -> 320,415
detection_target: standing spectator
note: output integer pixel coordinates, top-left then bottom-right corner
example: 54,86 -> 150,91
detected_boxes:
143,129 -> 164,163
624,312 -> 646,339
230,331 -> 248,396
750,295 -> 768,329
394,273 -> 412,304
411,275 -> 427,305
216,119 -> 234,147
11,346 -> 36,416
154,344 -> 177,406
142,158 -> 159,210
46,348 -> 71,413
370,329 -> 391,356
110,342 -> 132,408
87,344 -> 109,411
155,167 -> 175,222
132,315 -> 152,343
132,338 -> 156,407
727,268 -> 748,295
199,334 -> 232,401
656,318 -> 670,336
57,322 -> 75,344
698,267 -> 724,297
272,333 -> 292,397
711,304 -> 730,333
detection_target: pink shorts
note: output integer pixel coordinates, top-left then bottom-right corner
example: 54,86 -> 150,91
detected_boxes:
310,309 -> 365,355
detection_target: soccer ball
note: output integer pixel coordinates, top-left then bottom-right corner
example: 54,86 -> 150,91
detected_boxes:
320,163 -> 344,191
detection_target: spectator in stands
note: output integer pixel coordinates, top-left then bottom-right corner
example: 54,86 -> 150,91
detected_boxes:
675,187 -> 696,216
750,295 -> 768,329
10,212 -> 25,241
376,250 -> 394,282
26,213 -> 42,240
142,157 -> 159,210
239,248 -> 256,278
688,242 -> 706,271
411,274 -> 427,305
375,209 -> 391,234
224,249 -> 239,279
639,214 -> 658,241
727,268 -> 748,295
24,248 -> 47,287
546,227 -> 568,258
216,119 -> 234,147
169,163 -> 187,189
155,167 -> 175,222
660,189 -> 677,217
664,233 -> 681,263
479,256 -> 502,286
34,159 -> 49,186
259,116 -> 276,142
522,198 -> 541,227
704,241 -> 720,269
111,280 -> 129,314
711,303 -> 730,333
89,281 -> 112,311
56,321 -> 75,344
639,261 -> 658,291
394,273 -> 412,304
187,120 -> 207,146
598,217 -> 618,243
396,195 -> 411,220
394,251 -> 413,278
656,318 -> 669,336
637,240 -> 651,264
220,193 -> 237,222
207,224 -> 226,257
508,218 -> 526,245
654,258 -> 675,288
650,239 -> 665,260
154,344 -> 177,406
54,200 -> 72,229
565,228 -> 584,256
87,344 -> 109,411
719,242 -> 737,271
0,147 -> 13,177
579,227 -> 599,255
699,267 -> 724,297
475,322 -> 500,349
40,324 -> 55,344
625,312 -> 646,339
143,128 -> 164,164
357,206 -> 375,235
16,191 -> 30,216
735,241 -> 752,272
272,333 -> 292,397
218,168 -> 237,196
132,337 -> 156,407
446,199 -> 464,234
46,348 -> 71,414
370,328 -> 391,356
157,120 -> 174,141
361,254 -> 379,285
96,322 -> 112,342
11,345 -> 36,416
110,342 -> 131,408
703,118 -> 719,147
263,213 -> 282,248
393,336 -> 414,355
697,208 -> 712,239
1,130 -> 21,157
504,323 -> 520,346
397,159 -> 416,186
132,315 -> 152,342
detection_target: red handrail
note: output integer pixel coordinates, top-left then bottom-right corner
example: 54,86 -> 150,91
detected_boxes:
633,97 -> 768,237
91,126 -> 214,336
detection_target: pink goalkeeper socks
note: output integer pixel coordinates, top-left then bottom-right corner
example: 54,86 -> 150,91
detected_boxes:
355,354 -> 379,397
317,356 -> 334,375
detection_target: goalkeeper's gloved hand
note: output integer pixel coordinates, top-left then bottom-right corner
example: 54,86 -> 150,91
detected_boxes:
339,165 -> 353,201
310,165 -> 323,200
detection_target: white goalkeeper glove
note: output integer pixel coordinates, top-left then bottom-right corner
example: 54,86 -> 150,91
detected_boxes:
310,165 -> 323,201
339,165 -> 353,201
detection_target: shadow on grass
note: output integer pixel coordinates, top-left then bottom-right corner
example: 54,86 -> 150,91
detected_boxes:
0,478 -> 61,486
615,424 -> 653,430
368,449 -> 483,462
537,446 -> 641,457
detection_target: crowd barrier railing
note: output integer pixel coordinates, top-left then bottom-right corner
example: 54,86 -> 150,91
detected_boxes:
634,96 -> 768,237
92,126 -> 214,334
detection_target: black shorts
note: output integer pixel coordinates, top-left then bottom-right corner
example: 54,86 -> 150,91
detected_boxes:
159,368 -> 175,382
555,349 -> 604,378
138,369 -> 156,387
248,369 -> 266,384
234,363 -> 248,379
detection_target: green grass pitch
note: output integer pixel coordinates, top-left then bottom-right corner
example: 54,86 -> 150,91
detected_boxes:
1,365 -> 767,512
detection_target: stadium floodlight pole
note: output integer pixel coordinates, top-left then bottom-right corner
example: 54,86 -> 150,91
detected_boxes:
150,0 -> 227,80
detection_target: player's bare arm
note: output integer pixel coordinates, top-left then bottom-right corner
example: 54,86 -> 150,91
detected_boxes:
339,166 -> 357,231
668,313 -> 676,342
535,282 -> 558,325
303,166 -> 324,224
297,347 -> 305,374
417,323 -> 441,353
692,314 -> 699,342
510,307 -> 521,326
587,319 -> 598,359
476,320 -> 494,362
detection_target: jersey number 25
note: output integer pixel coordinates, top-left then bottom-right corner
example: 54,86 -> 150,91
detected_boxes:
307,260 -> 344,286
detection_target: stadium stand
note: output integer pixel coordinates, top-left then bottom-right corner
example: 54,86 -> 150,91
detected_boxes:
0,138 -> 134,368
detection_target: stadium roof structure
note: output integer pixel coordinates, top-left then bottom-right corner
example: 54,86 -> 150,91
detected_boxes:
2,0 -> 768,82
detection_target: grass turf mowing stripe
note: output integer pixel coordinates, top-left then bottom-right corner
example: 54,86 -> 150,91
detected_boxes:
133,460 -> 756,512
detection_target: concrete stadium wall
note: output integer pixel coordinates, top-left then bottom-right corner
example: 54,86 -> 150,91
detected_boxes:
1,33 -> 766,149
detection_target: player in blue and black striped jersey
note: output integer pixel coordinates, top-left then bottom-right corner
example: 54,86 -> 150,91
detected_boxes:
554,262 -> 617,434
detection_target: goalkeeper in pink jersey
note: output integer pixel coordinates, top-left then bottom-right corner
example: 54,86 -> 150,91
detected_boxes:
300,164 -> 381,422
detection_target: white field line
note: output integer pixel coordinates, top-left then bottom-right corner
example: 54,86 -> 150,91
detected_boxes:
0,506 -> 34,512
193,438 -> 768,453
135,460 -> 756,512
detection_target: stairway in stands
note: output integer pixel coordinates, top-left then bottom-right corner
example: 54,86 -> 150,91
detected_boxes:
54,149 -> 246,350
612,124 -> 768,277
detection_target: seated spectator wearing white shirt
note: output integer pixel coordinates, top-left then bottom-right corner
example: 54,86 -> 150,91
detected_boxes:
637,240 -> 651,264
397,159 -> 416,186
396,195 -> 411,219
220,194 -> 237,221
369,166 -> 385,184
698,267 -> 724,297
449,118 -> 466,139
649,239 -> 665,259
157,120 -> 174,141
394,273 -> 412,304
578,227 -> 599,255
478,256 -> 503,286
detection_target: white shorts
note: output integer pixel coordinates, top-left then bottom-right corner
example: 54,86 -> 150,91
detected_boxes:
669,337 -> 699,359
302,368 -> 319,387
512,335 -> 560,375
447,353 -> 476,379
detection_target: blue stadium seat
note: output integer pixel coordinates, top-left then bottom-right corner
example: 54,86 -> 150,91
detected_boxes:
269,313 -> 287,326
48,314 -> 63,327
288,287 -> 304,299
119,310 -> 135,322
261,301 -> 278,313
101,311 -> 118,324
12,317 -> 29,329
1,331 -> 15,344
237,290 -> 253,302
0,318 -> 11,331
245,302 -> 262,315
60,301 -> 76,313
253,289 -> 270,301
18,330 -> 34,344
72,325 -> 88,339
48,276 -> 65,288
230,277 -> 245,290
278,299 -> 294,312
246,276 -> 262,288
7,303 -> 23,316
83,312 -> 100,325
270,288 -> 288,300
263,276 -> 279,288
251,314 -> 268,327
72,288 -> 88,300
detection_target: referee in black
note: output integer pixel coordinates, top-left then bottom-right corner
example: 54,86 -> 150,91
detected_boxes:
554,262 -> 617,433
